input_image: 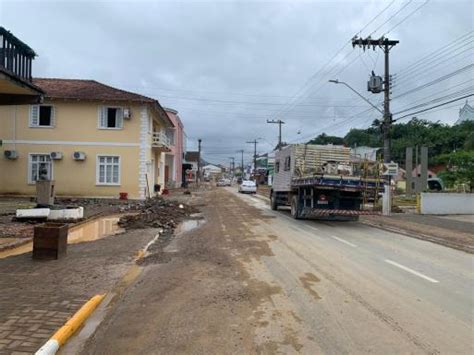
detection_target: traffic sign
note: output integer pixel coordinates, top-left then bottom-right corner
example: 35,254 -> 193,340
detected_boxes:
383,162 -> 398,176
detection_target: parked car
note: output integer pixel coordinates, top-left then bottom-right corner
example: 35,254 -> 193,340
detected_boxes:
238,180 -> 257,193
217,178 -> 231,187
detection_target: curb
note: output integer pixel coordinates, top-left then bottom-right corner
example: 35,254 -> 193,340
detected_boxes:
35,294 -> 106,355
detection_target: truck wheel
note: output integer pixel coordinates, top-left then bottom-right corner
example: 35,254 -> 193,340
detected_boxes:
291,195 -> 301,219
270,192 -> 278,210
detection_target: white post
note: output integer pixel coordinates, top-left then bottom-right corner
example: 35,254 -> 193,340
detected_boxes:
382,184 -> 391,216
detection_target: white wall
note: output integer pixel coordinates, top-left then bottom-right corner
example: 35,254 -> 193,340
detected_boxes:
420,193 -> 474,215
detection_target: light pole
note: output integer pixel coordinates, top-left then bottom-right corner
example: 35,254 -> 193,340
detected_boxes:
328,79 -> 383,115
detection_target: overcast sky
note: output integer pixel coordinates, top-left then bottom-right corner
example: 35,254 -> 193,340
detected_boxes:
1,0 -> 472,164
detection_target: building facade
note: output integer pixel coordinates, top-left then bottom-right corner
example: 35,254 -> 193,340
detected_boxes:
0,78 -> 173,199
163,107 -> 184,188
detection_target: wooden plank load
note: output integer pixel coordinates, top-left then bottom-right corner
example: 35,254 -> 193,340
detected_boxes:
293,144 -> 352,177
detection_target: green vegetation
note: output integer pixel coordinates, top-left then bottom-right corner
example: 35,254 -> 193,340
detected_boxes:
308,118 -> 474,190
436,151 -> 474,192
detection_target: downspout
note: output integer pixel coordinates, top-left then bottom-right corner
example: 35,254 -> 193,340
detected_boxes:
13,105 -> 17,150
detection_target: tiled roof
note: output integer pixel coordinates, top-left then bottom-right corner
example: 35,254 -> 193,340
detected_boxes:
33,78 -> 156,103
185,151 -> 200,162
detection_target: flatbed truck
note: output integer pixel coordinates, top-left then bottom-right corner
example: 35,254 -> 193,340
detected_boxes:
270,144 -> 383,221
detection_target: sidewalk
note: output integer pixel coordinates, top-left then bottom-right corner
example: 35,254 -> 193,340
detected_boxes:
361,213 -> 474,253
0,228 -> 158,354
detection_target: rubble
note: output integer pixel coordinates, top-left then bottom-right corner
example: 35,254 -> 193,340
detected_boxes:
118,196 -> 198,231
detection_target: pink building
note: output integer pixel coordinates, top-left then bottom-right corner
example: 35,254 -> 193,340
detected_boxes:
164,107 -> 185,187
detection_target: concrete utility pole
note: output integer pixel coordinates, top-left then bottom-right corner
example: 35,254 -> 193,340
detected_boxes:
236,149 -> 244,174
266,119 -> 285,149
246,139 -> 258,178
228,157 -> 235,178
197,138 -> 202,186
352,36 -> 399,164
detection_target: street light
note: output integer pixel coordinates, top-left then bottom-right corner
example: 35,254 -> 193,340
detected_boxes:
329,79 -> 383,114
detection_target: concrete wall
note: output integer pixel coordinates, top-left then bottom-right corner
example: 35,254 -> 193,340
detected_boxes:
420,193 -> 474,215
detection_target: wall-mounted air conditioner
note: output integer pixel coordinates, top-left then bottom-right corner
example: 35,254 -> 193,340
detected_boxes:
73,151 -> 86,161
123,107 -> 132,119
4,150 -> 18,160
50,152 -> 63,160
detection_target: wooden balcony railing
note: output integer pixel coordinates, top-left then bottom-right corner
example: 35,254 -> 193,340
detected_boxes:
0,27 -> 36,82
152,130 -> 171,149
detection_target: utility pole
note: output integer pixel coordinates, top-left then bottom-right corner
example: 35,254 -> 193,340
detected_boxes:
246,139 -> 258,178
352,36 -> 398,164
197,138 -> 202,186
266,119 -> 285,149
228,157 -> 235,178
236,149 -> 244,177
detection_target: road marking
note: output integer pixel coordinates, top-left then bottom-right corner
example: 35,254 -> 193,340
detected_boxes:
330,235 -> 357,247
384,259 -> 439,283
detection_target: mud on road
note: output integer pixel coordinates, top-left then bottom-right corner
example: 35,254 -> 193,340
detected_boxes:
82,188 -> 293,354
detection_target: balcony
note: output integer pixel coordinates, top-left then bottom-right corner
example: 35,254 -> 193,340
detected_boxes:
152,130 -> 172,151
0,27 -> 43,105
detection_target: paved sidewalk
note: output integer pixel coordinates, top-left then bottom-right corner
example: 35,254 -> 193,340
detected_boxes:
361,213 -> 474,253
0,228 -> 157,354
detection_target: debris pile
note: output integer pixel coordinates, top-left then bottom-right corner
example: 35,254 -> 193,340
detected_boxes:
118,196 -> 198,231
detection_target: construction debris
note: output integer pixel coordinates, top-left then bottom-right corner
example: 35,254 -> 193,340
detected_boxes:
118,196 -> 198,231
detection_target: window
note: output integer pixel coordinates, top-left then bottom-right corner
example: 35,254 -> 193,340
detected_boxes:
98,106 -> 123,129
275,161 -> 280,173
29,154 -> 52,183
30,105 -> 54,127
97,155 -> 120,185
284,156 -> 291,171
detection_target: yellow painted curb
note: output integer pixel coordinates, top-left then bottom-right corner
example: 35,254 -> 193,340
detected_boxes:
53,294 -> 106,346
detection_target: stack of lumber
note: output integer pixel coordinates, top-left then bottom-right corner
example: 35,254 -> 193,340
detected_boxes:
293,144 -> 351,176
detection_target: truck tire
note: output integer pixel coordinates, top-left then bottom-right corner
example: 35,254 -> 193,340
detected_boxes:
270,192 -> 278,210
291,195 -> 301,219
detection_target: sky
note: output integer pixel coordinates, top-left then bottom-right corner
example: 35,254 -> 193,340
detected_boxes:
1,0 -> 472,165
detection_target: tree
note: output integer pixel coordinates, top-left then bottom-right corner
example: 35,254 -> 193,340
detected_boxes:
308,133 -> 344,145
436,150 -> 474,192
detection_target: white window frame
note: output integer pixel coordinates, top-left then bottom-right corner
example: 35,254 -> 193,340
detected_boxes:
29,105 -> 55,128
98,106 -> 124,130
28,153 -> 53,184
96,155 -> 121,186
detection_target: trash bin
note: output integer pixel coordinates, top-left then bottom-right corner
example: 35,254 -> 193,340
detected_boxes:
33,223 -> 69,260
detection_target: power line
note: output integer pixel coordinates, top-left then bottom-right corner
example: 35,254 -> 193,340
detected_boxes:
383,0 -> 430,35
393,94 -> 474,121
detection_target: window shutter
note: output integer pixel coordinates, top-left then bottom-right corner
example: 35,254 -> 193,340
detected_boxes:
30,105 -> 39,126
116,108 -> 124,128
50,106 -> 56,127
98,106 -> 106,128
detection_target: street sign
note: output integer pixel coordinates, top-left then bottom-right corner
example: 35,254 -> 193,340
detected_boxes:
383,162 -> 398,176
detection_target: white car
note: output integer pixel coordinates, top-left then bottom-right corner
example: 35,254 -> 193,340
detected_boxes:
239,180 -> 257,193
217,178 -> 231,187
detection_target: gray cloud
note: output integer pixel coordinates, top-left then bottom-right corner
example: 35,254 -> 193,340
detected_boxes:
1,0 -> 472,164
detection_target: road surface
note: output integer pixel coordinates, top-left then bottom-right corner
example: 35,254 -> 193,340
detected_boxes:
82,187 -> 473,354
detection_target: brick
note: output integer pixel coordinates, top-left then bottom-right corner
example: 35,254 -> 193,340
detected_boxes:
8,335 -> 27,341
7,340 -> 22,348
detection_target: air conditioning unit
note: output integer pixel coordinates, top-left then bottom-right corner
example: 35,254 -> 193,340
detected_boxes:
73,151 -> 86,161
4,150 -> 18,160
50,152 -> 63,160
123,107 -> 132,119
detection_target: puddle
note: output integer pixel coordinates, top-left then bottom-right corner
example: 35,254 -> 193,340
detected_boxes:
0,214 -> 125,259
175,219 -> 204,234
68,215 -> 124,243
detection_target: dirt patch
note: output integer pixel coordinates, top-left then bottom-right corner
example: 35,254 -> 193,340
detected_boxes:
82,188 -> 289,354
299,272 -> 321,300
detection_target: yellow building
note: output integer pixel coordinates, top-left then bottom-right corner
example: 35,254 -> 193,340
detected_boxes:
0,78 -> 174,199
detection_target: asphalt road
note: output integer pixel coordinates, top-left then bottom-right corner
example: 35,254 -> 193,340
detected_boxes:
82,187 -> 473,354
231,188 -> 473,354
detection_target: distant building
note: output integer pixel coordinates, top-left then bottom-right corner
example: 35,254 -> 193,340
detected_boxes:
350,146 -> 380,162
163,107 -> 185,188
455,100 -> 474,124
184,151 -> 199,182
